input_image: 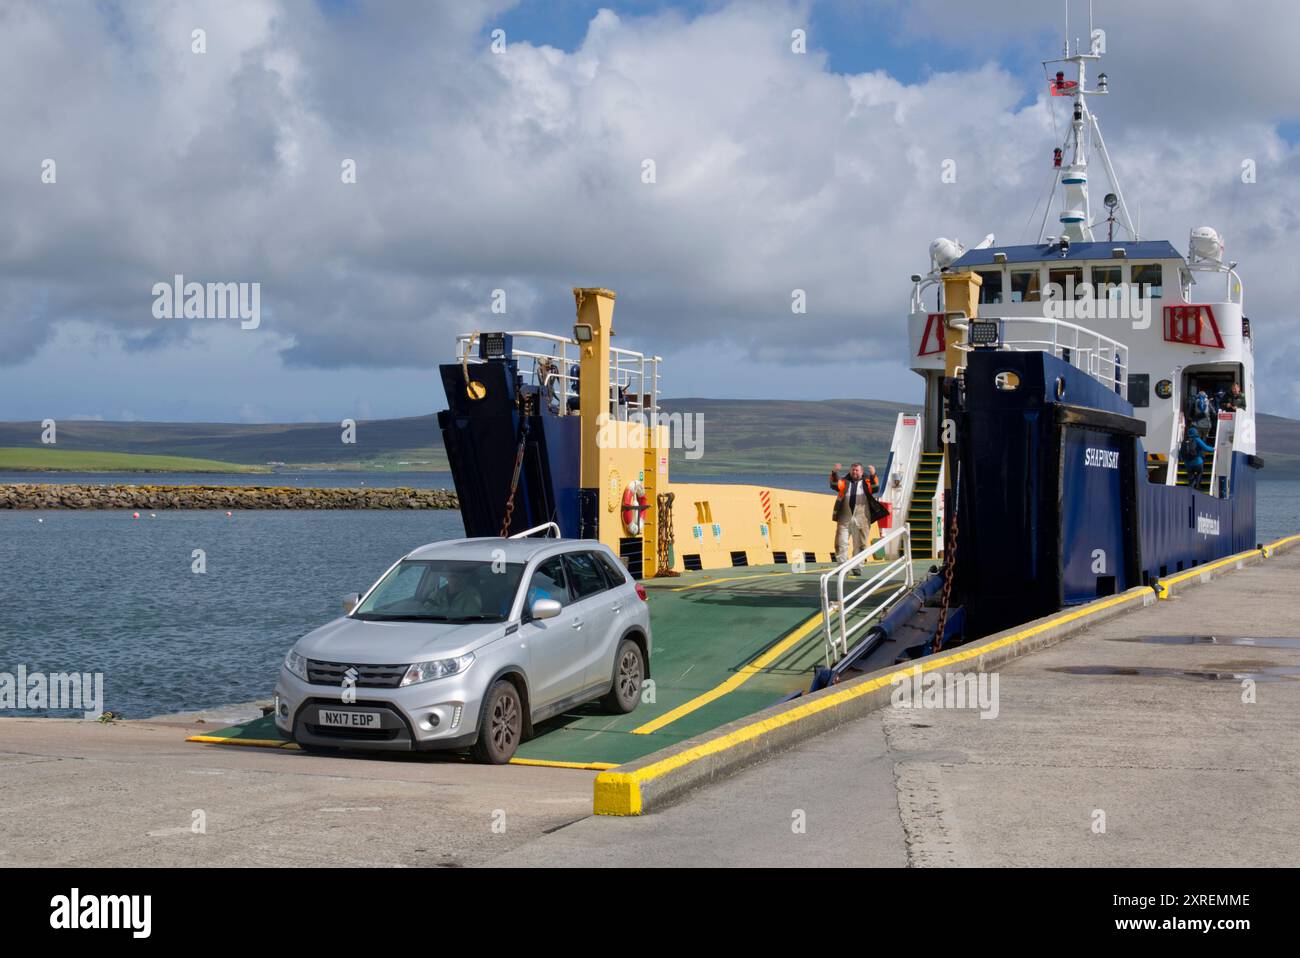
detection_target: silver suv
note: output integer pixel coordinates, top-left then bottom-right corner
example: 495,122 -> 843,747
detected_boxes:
274,535 -> 651,763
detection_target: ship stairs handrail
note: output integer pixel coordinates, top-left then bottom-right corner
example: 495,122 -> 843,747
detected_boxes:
455,331 -> 663,420
885,413 -> 923,553
819,525 -> 914,666
950,315 -> 1130,399
508,521 -> 562,539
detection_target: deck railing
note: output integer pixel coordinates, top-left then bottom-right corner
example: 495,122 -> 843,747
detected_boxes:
951,315 -> 1130,398
819,525 -> 914,666
455,331 -> 662,418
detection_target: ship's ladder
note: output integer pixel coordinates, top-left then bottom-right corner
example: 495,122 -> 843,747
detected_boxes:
906,452 -> 944,559
1175,449 -> 1215,492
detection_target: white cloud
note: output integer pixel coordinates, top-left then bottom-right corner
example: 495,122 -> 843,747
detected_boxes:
1,0 -> 1298,418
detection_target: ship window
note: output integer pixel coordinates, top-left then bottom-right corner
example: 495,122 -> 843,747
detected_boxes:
975,270 -> 1004,305
1047,267 -> 1085,300
1128,373 -> 1150,408
1009,269 -> 1041,303
994,370 -> 1021,391
1092,265 -> 1123,299
1131,264 -> 1163,297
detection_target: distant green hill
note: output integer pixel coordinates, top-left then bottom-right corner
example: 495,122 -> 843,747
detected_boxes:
0,448 -> 267,473
0,417 -> 448,472
1,404 -> 1298,478
659,398 -> 914,474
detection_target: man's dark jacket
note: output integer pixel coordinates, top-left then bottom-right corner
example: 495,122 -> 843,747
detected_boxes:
829,470 -> 889,524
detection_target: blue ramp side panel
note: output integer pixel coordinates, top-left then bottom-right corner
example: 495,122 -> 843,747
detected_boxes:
437,362 -> 582,538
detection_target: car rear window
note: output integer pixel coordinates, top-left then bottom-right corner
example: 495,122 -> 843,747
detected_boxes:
594,552 -> 630,588
564,552 -> 608,599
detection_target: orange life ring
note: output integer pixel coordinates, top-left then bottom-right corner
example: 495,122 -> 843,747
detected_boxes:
621,481 -> 649,535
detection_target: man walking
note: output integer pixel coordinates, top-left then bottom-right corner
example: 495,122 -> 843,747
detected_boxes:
830,462 -> 886,567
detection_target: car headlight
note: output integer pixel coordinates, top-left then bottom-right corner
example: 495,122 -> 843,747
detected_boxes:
283,649 -> 309,681
400,653 -> 475,686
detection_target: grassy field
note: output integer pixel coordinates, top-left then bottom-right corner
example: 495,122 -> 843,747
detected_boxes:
0,447 -> 269,474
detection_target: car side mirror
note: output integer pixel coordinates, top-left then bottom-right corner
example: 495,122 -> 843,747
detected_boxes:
529,598 -> 562,621
342,592 -> 360,614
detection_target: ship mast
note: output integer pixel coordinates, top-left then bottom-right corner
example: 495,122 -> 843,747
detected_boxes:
1040,4 -> 1136,243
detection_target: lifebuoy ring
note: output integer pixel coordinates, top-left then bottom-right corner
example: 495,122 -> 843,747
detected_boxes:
621,480 -> 649,535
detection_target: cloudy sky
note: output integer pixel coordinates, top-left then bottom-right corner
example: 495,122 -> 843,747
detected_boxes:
2,0 -> 1298,423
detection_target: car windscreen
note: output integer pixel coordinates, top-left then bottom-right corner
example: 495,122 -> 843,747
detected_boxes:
353,559 -> 525,623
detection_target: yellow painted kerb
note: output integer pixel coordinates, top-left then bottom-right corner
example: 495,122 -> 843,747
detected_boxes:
594,586 -> 1152,815
186,734 -> 300,749
1152,546 -> 1262,598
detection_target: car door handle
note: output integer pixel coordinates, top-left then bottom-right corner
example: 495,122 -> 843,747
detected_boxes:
610,604 -> 622,613
571,619 -> 583,630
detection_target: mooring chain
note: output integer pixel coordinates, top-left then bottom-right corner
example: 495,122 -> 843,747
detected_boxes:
932,462 -> 960,652
656,491 -> 679,577
499,393 -> 533,538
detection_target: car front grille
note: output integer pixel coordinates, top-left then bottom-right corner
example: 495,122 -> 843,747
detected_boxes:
305,723 -> 402,741
306,660 -> 407,689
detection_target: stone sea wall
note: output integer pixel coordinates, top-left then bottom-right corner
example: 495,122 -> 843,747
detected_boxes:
0,483 -> 459,510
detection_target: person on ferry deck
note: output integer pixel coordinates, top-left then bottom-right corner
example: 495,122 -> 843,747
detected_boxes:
1180,426 -> 1214,492
830,462 -> 887,571
864,464 -> 880,496
1223,382 -> 1247,412
1188,390 -> 1214,436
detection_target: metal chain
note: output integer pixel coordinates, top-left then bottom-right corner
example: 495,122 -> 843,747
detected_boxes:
499,393 -> 533,537
655,491 -> 679,577
932,462 -> 960,652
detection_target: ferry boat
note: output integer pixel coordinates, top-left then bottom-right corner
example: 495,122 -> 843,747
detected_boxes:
434,26 -> 1260,678
191,13 -> 1264,769
902,31 -> 1259,638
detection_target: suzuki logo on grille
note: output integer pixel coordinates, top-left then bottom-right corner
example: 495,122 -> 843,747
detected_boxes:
308,660 -> 406,689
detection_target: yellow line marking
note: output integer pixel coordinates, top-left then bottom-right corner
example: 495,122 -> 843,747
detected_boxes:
509,758 -> 619,771
186,735 -> 300,749
630,609 -> 824,735
668,571 -> 795,592
596,587 -> 1153,815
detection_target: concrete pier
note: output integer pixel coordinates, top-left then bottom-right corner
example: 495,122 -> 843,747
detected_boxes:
1,541 -> 1296,866
502,544 -> 1300,865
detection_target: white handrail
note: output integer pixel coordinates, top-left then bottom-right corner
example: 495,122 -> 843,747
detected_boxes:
454,331 -> 663,420
886,414 -> 923,546
952,315 -> 1129,398
819,525 -> 914,666
509,522 -> 561,539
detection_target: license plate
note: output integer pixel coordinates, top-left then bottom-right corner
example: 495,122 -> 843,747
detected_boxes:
318,709 -> 379,729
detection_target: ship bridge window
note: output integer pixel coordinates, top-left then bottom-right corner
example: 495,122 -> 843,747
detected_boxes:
1092,265 -> 1123,300
975,270 -> 1004,305
1047,267 -> 1086,300
1131,264 -> 1163,298
1009,269 -> 1041,303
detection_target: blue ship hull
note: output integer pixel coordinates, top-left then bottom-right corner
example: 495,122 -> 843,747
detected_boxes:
950,349 -> 1260,637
